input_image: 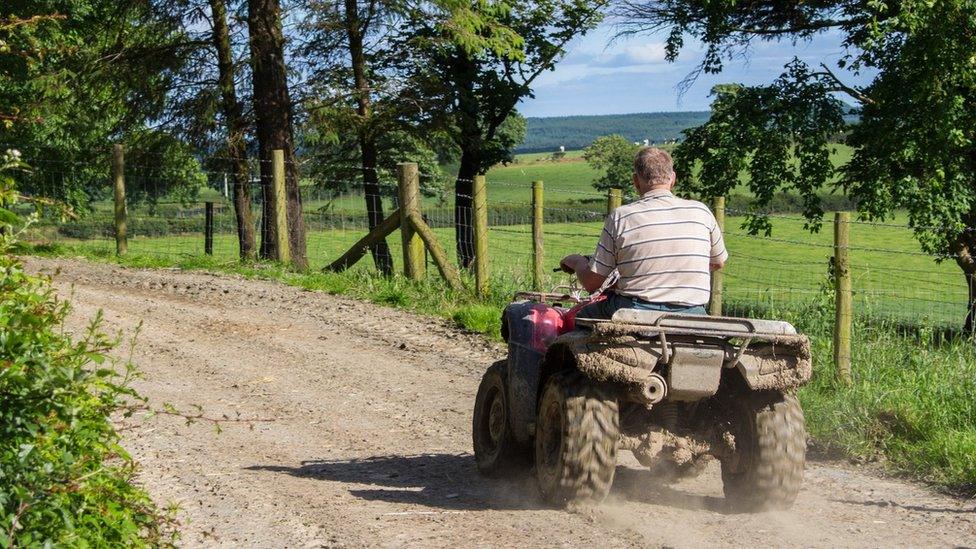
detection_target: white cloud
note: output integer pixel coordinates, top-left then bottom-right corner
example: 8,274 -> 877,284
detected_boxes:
520,24 -> 876,116
532,26 -> 675,89
614,43 -> 668,65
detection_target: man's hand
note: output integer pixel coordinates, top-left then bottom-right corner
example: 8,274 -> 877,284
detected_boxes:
559,253 -> 608,293
559,254 -> 590,274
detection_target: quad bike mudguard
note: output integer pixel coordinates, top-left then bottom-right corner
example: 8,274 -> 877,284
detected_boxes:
501,301 -> 564,443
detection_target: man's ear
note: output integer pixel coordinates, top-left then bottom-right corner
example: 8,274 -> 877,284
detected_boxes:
668,170 -> 677,190
632,173 -> 640,193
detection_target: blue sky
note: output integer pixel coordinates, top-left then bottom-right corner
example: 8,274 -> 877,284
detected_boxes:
518,25 -> 877,117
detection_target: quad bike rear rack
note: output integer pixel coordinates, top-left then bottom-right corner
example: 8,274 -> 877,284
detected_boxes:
574,309 -> 802,368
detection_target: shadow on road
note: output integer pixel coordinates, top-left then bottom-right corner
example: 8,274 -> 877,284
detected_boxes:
247,453 -> 545,511
612,467 -> 732,514
248,453 -> 740,514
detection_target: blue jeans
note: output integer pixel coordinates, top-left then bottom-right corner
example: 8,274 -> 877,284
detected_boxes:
576,292 -> 707,320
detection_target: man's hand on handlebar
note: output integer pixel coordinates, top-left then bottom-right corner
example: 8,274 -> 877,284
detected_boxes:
558,254 -> 591,274
557,254 -> 608,294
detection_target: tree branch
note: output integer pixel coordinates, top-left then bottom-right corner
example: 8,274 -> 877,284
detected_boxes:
814,62 -> 874,106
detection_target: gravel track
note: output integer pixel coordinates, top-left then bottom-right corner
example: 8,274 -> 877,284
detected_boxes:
25,256 -> 976,548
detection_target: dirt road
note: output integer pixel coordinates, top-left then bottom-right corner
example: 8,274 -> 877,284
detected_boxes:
25,257 -> 976,548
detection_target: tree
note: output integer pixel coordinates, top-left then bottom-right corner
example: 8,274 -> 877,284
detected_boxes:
247,0 -> 307,267
617,0 -> 976,331
0,1 -> 192,202
210,0 -> 258,260
300,0 -> 416,274
583,134 -> 639,198
409,0 -> 602,267
301,106 -> 446,199
148,0 -> 259,260
124,128 -> 208,207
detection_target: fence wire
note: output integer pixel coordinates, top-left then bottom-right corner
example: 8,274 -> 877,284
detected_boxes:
12,153 -> 973,329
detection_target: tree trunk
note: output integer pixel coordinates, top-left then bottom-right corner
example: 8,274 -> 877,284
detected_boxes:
360,139 -> 394,274
451,50 -> 481,268
455,150 -> 479,268
344,0 -> 393,275
247,0 -> 307,268
210,0 -> 256,261
965,272 -> 976,335
952,229 -> 976,335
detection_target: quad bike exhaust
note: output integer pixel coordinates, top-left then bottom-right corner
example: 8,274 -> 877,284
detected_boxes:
631,372 -> 667,405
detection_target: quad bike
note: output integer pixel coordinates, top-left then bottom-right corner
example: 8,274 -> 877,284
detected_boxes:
472,277 -> 811,511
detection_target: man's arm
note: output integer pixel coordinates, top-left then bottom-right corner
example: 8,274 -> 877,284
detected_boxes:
709,213 -> 729,272
560,213 -> 616,293
559,254 -> 608,293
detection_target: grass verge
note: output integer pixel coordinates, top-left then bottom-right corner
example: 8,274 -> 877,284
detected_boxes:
21,242 -> 976,496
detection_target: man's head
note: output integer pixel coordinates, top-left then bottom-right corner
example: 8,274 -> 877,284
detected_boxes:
632,147 -> 676,194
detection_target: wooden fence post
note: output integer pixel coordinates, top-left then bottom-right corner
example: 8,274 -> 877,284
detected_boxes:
834,211 -> 853,384
532,180 -> 544,291
397,162 -> 425,279
112,144 -> 127,256
271,149 -> 291,264
473,174 -> 489,296
709,196 -> 725,316
204,201 -> 214,255
607,188 -> 622,215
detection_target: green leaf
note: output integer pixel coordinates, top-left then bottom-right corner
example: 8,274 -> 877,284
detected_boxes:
0,207 -> 19,225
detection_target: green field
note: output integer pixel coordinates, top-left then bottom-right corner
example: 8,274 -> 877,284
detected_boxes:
34,205 -> 966,328
28,140 -> 961,327
482,144 -> 855,203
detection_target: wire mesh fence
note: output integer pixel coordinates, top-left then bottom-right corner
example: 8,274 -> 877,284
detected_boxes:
12,151 -> 973,331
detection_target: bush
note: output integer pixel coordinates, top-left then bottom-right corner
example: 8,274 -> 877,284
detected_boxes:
0,246 -> 173,546
56,216 -> 210,239
0,165 -> 173,545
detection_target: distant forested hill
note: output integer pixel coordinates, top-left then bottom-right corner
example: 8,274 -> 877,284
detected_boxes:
518,111 -> 711,153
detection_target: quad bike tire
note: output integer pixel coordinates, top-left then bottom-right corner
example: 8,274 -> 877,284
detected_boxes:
473,360 -> 526,476
535,371 -> 619,507
721,391 -> 806,511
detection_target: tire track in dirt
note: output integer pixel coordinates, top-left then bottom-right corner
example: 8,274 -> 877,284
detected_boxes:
25,257 -> 976,548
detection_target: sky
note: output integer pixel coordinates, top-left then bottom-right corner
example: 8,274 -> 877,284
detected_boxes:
518,25 -> 877,117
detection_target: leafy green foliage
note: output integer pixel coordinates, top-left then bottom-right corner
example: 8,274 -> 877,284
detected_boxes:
301,105 -> 446,198
124,129 -> 208,207
0,1 -> 190,204
583,134 -> 638,197
675,64 -> 845,234
620,0 -> 976,327
843,1 -> 976,262
0,159 -> 173,546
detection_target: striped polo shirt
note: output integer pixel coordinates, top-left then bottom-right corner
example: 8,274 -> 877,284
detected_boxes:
590,188 -> 728,306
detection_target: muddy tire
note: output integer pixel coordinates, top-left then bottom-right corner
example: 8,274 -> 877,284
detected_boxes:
473,360 -> 524,476
535,371 -> 619,507
721,391 -> 806,511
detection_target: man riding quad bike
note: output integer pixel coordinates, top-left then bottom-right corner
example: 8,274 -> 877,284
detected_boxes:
471,148 -> 811,511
